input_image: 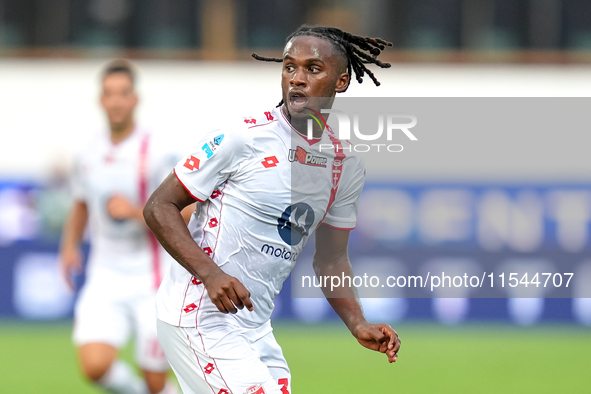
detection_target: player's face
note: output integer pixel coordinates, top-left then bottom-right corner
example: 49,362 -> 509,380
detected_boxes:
281,35 -> 350,120
100,73 -> 137,128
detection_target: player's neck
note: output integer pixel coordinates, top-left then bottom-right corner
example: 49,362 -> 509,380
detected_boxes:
110,120 -> 135,144
281,105 -> 324,139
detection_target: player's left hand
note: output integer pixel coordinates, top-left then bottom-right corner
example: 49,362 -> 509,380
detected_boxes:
352,322 -> 400,363
107,195 -> 137,220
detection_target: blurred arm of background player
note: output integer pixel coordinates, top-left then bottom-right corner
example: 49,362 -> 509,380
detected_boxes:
313,224 -> 401,363
106,194 -> 194,224
144,173 -> 254,314
60,195 -> 194,290
59,200 -> 88,290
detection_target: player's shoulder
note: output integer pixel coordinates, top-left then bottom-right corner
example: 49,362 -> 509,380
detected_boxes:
340,142 -> 367,176
209,106 -> 282,143
142,127 -> 176,153
238,107 -> 281,131
74,130 -> 108,159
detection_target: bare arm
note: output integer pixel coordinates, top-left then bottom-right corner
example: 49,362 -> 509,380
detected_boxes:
106,195 -> 194,226
106,195 -> 146,224
313,224 -> 400,363
143,173 -> 253,314
59,200 -> 88,290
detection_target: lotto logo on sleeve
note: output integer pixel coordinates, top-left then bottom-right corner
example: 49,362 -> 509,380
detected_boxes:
183,156 -> 200,171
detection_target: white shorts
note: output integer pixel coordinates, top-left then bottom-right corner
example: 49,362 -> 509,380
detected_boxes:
157,319 -> 291,394
73,279 -> 169,372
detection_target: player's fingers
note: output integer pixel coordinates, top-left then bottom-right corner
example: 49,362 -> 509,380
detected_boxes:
369,327 -> 387,344
233,281 -> 254,312
61,266 -> 76,292
392,335 -> 401,354
208,293 -> 228,314
381,325 -> 397,350
226,286 -> 245,310
71,255 -> 83,274
367,328 -> 390,353
388,351 -> 398,363
60,256 -> 81,292
219,295 -> 237,314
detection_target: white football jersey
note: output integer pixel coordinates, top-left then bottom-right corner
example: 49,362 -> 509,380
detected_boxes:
156,106 -> 366,328
72,127 -> 179,290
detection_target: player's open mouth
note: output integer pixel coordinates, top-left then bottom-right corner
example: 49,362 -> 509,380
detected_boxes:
289,93 -> 308,110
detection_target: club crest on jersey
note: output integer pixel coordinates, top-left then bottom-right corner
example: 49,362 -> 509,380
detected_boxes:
277,202 -> 315,246
288,146 -> 327,168
244,384 -> 266,394
201,134 -> 224,159
332,159 -> 343,189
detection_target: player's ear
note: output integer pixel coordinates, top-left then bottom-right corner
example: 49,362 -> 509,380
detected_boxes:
335,72 -> 350,93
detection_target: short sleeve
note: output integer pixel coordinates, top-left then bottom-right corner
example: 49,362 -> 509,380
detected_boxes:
174,127 -> 251,202
321,157 -> 366,230
70,153 -> 86,202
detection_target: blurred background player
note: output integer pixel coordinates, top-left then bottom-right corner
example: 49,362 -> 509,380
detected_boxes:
59,60 -> 184,394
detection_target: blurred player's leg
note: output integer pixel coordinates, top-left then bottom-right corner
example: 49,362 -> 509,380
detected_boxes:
133,293 -> 179,394
74,282 -> 148,393
93,353 -> 148,394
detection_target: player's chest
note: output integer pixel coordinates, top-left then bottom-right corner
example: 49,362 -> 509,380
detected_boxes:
82,144 -> 143,193
229,142 -> 338,219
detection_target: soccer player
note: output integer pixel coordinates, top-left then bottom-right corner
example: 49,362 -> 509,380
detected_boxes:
60,60 -> 183,394
144,26 -> 401,394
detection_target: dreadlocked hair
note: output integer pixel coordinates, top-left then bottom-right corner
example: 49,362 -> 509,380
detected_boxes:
252,25 -> 392,87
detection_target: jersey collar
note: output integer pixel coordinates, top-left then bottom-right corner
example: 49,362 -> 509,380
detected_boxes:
277,105 -> 324,146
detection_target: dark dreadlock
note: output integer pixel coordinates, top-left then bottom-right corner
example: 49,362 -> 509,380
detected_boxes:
252,25 -> 392,88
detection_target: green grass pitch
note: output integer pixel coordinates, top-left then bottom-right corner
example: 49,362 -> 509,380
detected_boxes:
0,320 -> 589,393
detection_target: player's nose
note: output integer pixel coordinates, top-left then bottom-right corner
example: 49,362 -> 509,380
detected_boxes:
290,67 -> 306,86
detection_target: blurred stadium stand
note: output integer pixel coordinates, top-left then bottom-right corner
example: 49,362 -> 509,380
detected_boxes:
1,0 -> 591,61
1,0 -> 591,325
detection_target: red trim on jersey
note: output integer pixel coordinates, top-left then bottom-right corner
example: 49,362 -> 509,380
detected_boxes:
173,168 -> 205,203
194,291 -> 235,394
210,184 -> 227,258
320,126 -> 347,222
248,119 -> 277,130
185,331 -> 216,393
199,193 -> 213,250
294,131 -> 322,146
178,279 -> 192,326
319,222 -> 355,231
138,134 -> 162,290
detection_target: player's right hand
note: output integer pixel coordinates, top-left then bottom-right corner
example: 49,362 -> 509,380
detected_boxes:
106,194 -> 136,220
59,246 -> 83,292
203,271 -> 254,314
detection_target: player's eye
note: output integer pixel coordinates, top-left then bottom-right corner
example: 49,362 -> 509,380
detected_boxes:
284,64 -> 294,72
309,66 -> 320,73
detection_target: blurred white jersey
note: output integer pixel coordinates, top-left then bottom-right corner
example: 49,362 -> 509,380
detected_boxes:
156,105 -> 366,328
72,127 -> 179,290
